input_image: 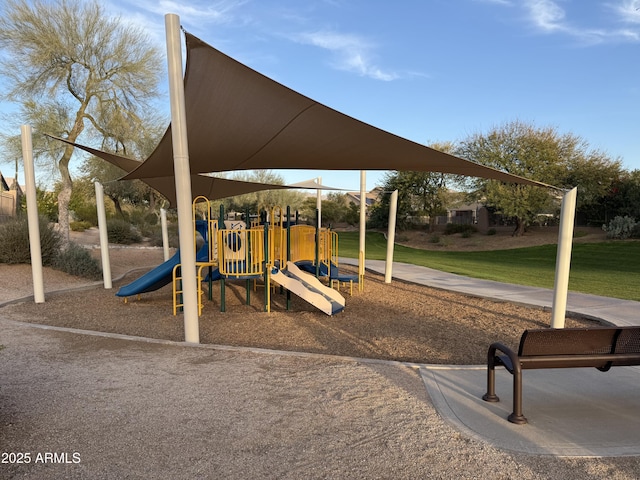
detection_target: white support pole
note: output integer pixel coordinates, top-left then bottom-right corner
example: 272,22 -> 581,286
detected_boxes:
94,182 -> 112,289
161,208 -> 170,261
316,176 -> 322,229
384,190 -> 398,283
359,171 -> 366,284
166,13 -> 199,344
551,187 -> 578,329
21,125 -> 44,304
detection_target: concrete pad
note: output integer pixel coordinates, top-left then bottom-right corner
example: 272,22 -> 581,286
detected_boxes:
421,365 -> 640,456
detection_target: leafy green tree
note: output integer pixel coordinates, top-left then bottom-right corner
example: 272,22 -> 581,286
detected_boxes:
368,172 -> 455,232
223,170 -> 307,215
66,176 -> 98,224
300,192 -> 353,227
0,0 -> 163,243
602,170 -> 640,223
456,121 -> 612,236
20,185 -> 58,222
81,156 -> 155,219
369,142 -> 461,231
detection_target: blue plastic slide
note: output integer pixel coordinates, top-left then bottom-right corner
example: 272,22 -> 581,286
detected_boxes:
116,243 -> 212,298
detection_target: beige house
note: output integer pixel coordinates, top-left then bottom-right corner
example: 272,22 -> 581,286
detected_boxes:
344,187 -> 383,217
0,171 -> 23,222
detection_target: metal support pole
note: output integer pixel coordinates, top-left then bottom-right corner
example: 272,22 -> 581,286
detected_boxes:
359,171 -> 366,290
161,208 -> 170,261
165,14 -> 199,343
551,187 -> 578,329
384,190 -> 398,283
21,125 -> 44,303
94,182 -> 112,289
316,176 -> 322,230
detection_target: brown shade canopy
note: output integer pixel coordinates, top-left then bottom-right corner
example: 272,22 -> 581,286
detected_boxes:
54,31 -> 552,197
120,32 -> 550,188
47,135 -> 301,206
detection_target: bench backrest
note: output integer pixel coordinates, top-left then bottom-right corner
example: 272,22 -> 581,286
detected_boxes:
518,327 -> 640,368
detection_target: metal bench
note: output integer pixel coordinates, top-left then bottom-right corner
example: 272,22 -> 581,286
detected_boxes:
482,326 -> 640,424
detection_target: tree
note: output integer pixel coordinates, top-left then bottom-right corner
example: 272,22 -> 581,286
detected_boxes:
222,170 -> 307,215
81,158 -> 148,219
601,169 -> 640,223
456,121 -> 609,236
300,192 -> 354,227
0,0 -> 163,243
369,142 -> 463,231
560,151 -> 623,225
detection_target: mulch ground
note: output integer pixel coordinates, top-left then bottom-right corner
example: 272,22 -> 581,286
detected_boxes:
3,264 -> 603,365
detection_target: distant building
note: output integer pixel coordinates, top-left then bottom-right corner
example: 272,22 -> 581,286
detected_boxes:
344,187 -> 383,216
0,170 -> 23,222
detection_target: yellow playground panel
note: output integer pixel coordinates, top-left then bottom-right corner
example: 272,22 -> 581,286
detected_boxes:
171,198 -> 362,316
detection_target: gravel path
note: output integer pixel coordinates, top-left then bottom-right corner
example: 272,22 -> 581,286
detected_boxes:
1,232 -> 639,478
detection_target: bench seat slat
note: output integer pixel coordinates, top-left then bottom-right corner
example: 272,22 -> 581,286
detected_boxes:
518,352 -> 640,369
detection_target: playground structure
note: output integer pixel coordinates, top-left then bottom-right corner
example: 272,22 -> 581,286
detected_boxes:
116,197 -> 363,316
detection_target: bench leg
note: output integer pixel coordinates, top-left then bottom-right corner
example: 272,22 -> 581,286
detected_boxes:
482,348 -> 500,402
508,370 -> 527,424
482,362 -> 499,403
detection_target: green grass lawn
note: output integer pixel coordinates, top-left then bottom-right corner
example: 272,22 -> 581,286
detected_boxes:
336,231 -> 640,301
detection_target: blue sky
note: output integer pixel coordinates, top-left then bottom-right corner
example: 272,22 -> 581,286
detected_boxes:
6,0 -> 640,192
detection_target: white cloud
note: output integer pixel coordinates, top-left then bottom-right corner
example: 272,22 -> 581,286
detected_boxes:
295,30 -> 399,81
526,0 -> 566,32
610,0 -> 640,24
473,0 -> 513,6
138,0 -> 249,24
482,0 -> 640,44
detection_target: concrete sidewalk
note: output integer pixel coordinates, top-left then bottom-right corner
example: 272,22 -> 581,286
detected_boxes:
340,258 -> 640,327
340,258 -> 640,456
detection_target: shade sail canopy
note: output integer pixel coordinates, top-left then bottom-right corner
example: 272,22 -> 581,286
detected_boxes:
55,31 -> 552,191
47,135 -> 299,206
117,32 -> 550,188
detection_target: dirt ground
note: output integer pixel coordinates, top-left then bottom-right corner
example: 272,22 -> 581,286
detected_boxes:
1,227 -> 605,365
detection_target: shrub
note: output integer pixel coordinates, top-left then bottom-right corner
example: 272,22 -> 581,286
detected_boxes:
53,243 -> 102,280
0,216 -> 61,265
107,218 -> 142,244
603,216 -> 637,240
444,223 -> 477,236
486,228 -> 497,236
70,221 -> 93,232
428,234 -> 440,243
147,223 -> 179,248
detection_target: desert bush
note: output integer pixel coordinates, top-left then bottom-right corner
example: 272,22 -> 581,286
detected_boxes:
147,223 -> 179,248
70,221 -> 93,232
53,243 -> 102,280
603,216 -> 637,240
107,218 -> 142,244
0,216 -> 61,265
444,223 -> 477,236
